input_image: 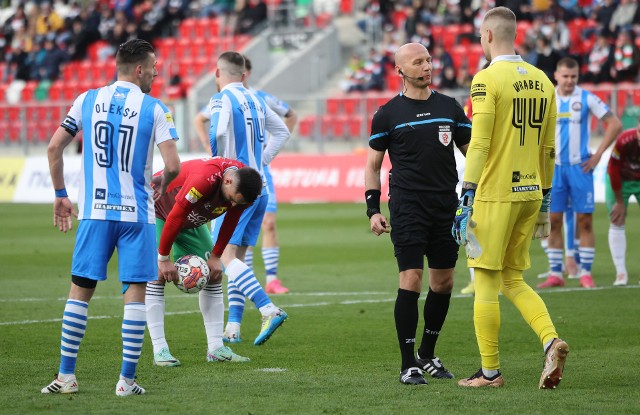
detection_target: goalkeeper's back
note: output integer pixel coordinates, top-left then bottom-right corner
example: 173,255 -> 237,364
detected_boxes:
468,58 -> 556,203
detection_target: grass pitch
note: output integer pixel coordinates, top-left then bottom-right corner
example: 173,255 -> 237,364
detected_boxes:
1,203 -> 639,414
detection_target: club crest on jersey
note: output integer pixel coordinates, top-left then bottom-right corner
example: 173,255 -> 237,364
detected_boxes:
571,102 -> 582,111
185,187 -> 203,204
438,125 -> 451,146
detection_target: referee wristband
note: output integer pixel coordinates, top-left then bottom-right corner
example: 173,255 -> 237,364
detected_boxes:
54,188 -> 68,198
158,254 -> 170,262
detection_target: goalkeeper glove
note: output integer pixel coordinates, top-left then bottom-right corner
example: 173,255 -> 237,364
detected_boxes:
533,191 -> 551,239
452,189 -> 475,246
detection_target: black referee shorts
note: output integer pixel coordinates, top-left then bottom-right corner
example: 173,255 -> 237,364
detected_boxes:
388,188 -> 459,272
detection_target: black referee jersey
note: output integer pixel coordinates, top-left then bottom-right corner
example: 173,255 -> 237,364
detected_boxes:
369,91 -> 471,192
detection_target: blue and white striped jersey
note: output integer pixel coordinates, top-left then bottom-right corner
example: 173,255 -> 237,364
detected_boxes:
208,82 -> 289,178
62,80 -> 179,224
555,86 -> 610,166
253,89 -> 290,118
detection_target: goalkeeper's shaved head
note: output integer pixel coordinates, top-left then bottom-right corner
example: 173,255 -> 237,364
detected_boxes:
483,7 -> 516,42
479,6 -> 517,62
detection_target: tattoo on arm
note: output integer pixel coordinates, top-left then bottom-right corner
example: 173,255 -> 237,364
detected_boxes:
462,181 -> 478,190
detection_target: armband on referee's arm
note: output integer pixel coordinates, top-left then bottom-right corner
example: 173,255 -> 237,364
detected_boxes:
365,189 -> 381,219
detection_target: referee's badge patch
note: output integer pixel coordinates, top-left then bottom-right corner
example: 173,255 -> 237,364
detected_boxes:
438,125 -> 451,146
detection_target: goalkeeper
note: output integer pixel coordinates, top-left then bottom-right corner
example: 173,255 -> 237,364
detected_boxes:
451,7 -> 569,389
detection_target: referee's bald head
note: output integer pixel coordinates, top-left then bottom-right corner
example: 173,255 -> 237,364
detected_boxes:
394,43 -> 428,67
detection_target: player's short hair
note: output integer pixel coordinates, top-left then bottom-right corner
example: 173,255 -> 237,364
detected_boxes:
116,39 -> 154,69
217,51 -> 245,77
243,55 -> 252,72
235,167 -> 262,204
484,7 -> 517,41
557,57 -> 579,70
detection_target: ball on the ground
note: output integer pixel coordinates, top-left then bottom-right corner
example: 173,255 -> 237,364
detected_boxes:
174,254 -> 210,293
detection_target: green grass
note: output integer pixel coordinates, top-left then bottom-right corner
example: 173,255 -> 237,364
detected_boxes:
1,203 -> 639,414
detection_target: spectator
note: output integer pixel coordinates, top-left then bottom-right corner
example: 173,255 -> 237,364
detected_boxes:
409,21 -> 435,50
235,0 -> 267,35
439,65 -> 461,90
582,31 -> 614,83
5,39 -> 31,82
35,2 -> 65,36
535,35 -> 562,81
592,0 -> 617,37
609,0 -> 638,35
2,3 -> 29,48
543,15 -> 570,54
430,43 -> 454,86
32,35 -> 68,81
610,29 -> 640,82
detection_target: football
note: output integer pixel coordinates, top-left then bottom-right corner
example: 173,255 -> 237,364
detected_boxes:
174,254 -> 210,293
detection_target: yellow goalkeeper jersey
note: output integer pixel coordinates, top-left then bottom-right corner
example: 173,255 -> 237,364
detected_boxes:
464,55 -> 556,202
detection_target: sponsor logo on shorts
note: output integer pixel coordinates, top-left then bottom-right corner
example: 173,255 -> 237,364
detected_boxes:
94,203 -> 135,212
512,185 -> 540,193
212,207 -> 227,215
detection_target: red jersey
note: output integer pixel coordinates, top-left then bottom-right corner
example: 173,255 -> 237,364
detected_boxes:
608,129 -> 640,191
154,157 -> 248,257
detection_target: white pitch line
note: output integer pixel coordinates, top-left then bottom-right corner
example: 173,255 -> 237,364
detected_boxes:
0,291 -> 390,303
0,285 -> 637,326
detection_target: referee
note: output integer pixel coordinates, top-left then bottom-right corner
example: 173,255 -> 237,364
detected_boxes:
364,42 -> 471,385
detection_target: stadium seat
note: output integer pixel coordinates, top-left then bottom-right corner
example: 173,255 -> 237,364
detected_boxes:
0,83 -> 7,102
339,0 -> 354,14
385,72 -> 402,91
203,38 -> 220,57
450,45 -> 467,71
347,116 -> 363,137
179,18 -> 197,39
155,37 -> 177,60
342,97 -> 361,115
189,37 -> 206,59
8,121 -> 23,142
298,116 -> 315,138
21,81 -> 37,101
326,98 -> 340,115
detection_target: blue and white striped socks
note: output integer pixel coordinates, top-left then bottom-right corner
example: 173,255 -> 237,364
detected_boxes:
226,259 -> 275,317
59,299 -> 88,375
579,247 -> 595,275
120,302 -> 145,381
262,247 -> 279,284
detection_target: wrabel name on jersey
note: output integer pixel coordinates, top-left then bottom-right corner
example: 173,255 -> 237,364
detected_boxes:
95,103 -> 138,119
512,79 -> 546,94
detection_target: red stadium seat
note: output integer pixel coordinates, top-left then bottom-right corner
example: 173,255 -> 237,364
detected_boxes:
342,97 -> 361,115
385,71 -> 402,91
326,98 -> 340,115
203,38 -> 220,57
179,18 -> 197,39
347,116 -> 363,137
189,37 -> 206,59
298,116 -> 315,138
21,81 -> 37,101
0,83 -> 7,102
450,45 -> 467,71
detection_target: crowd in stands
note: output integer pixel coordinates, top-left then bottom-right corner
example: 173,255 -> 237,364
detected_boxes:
345,0 -> 640,94
0,0 -> 269,86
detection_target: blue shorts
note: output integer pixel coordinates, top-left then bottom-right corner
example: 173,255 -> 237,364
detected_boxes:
72,219 -> 157,282
264,165 -> 277,213
550,164 -> 594,214
211,193 -> 268,247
